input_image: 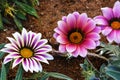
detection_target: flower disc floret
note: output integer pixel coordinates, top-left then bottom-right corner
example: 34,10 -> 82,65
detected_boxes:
53,12 -> 101,57
1,28 -> 54,73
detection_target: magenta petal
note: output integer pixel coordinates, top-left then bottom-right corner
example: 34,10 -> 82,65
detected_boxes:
113,1 -> 120,17
94,16 -> 108,25
77,13 -> 88,29
73,12 -> 80,19
67,14 -> 76,29
3,56 -> 12,64
92,27 -> 101,33
53,33 -> 59,39
57,35 -> 68,44
83,19 -> 95,33
86,32 -> 100,40
66,43 -> 77,52
116,31 -> 120,43
62,16 -> 67,22
107,30 -> 116,43
102,26 -> 112,36
82,39 -> 96,49
79,47 -> 87,57
59,44 -> 66,53
101,7 -> 113,20
58,21 -> 68,34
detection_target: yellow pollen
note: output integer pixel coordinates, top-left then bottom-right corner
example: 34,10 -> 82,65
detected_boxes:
20,48 -> 33,58
69,32 -> 83,44
111,21 -> 120,29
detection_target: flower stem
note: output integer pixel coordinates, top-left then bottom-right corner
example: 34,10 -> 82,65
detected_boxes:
85,57 -> 100,74
87,53 -> 108,61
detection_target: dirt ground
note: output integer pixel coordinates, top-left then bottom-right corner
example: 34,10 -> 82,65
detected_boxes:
0,0 -> 117,80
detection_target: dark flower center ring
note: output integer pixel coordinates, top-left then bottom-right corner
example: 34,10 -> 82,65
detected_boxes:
20,48 -> 33,58
69,32 -> 83,44
111,21 -> 120,29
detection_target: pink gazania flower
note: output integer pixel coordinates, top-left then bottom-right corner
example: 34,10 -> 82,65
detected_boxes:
53,12 -> 101,57
94,1 -> 120,43
1,28 -> 53,73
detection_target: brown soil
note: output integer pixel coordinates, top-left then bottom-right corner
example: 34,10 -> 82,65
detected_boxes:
0,0 -> 116,80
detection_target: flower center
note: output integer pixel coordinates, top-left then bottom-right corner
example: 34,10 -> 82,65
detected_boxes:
111,21 -> 120,29
69,32 -> 83,44
20,48 -> 33,58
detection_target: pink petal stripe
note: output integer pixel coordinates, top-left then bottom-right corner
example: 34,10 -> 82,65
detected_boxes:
86,32 -> 100,40
53,33 -> 59,39
73,12 -> 80,19
66,43 -> 77,52
113,1 -> 120,17
77,13 -> 88,29
101,7 -> 113,20
82,39 -> 96,49
102,26 -> 112,36
94,16 -> 108,25
58,21 -> 69,34
107,30 -> 116,43
79,47 -> 87,57
67,14 -> 76,29
57,35 -> 68,44
115,30 -> 120,43
92,27 -> 101,33
83,19 -> 96,33
59,44 -> 66,53
62,16 -> 67,22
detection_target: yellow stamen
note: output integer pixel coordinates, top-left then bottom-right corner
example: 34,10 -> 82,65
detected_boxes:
20,48 -> 33,58
69,32 -> 83,44
111,21 -> 120,29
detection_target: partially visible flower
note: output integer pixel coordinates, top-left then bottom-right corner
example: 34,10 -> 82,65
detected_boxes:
1,28 -> 53,73
53,12 -> 101,57
94,1 -> 120,43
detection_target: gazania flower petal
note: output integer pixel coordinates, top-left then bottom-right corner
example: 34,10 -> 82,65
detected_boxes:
1,28 -> 53,72
113,1 -> 120,17
12,57 -> 23,68
54,12 -> 100,57
59,44 -> 66,53
101,7 -> 113,20
107,30 -> 116,43
102,26 -> 112,36
66,44 -> 77,52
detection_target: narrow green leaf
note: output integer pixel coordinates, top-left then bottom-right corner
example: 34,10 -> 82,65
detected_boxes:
39,73 -> 49,80
16,11 -> 26,20
1,64 -> 7,80
13,17 -> 23,31
2,17 -> 11,24
15,1 -> 38,18
48,72 -> 73,80
106,66 -> 120,80
0,12 -> 4,30
0,43 -> 6,59
15,64 -> 23,80
5,62 -> 11,74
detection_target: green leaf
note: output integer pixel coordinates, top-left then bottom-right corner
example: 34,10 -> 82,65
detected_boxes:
13,17 -> 23,31
1,64 -> 7,80
0,43 -> 6,59
41,72 -> 73,80
15,1 -> 38,18
39,73 -> 49,80
15,64 -> 23,80
3,17 -> 11,24
0,12 -> 4,30
106,66 -> 120,80
5,62 -> 11,74
16,11 -> 26,20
